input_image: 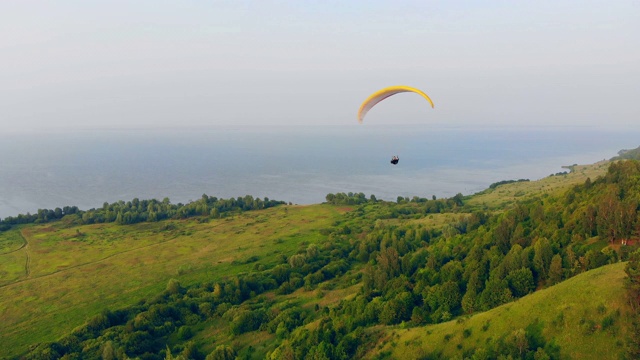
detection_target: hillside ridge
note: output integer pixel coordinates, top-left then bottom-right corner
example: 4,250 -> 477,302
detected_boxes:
4,157 -> 640,360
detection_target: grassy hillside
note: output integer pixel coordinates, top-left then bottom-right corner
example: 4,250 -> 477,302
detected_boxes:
466,161 -> 608,211
369,262 -> 630,359
0,204 -> 346,358
5,157 -> 640,360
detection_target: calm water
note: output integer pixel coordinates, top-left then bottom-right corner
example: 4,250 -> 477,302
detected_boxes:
1,125 -> 638,219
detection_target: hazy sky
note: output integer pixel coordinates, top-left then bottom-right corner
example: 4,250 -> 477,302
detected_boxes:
1,0 -> 638,132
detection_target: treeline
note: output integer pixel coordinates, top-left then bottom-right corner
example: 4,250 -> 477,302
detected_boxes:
325,191 -> 465,216
489,179 -> 530,189
24,161 -> 640,359
0,195 -> 286,229
612,145 -> 640,161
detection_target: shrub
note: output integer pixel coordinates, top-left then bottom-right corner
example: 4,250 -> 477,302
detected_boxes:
601,314 -> 616,331
481,320 -> 491,332
177,326 -> 193,340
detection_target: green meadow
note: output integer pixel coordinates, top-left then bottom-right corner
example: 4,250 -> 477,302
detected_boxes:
466,161 -> 609,211
0,229 -> 25,255
0,205 -> 346,358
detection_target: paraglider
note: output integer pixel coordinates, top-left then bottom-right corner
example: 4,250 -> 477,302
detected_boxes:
357,85 -> 434,124
357,85 -> 434,164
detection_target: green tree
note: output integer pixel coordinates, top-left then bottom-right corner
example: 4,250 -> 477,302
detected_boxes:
306,244 -> 319,259
548,254 -> 563,285
461,288 -> 478,314
206,345 -> 236,360
374,247 -> 400,289
101,341 -> 115,360
379,301 -> 400,325
288,254 -> 306,268
438,281 -> 461,313
506,268 -> 535,298
115,212 -> 124,225
534,347 -> 551,360
411,306 -> 427,325
166,278 -> 182,295
472,348 -> 490,360
511,328 -> 528,358
177,326 -> 193,340
269,342 -> 295,360
212,283 -> 224,301
480,278 -> 512,311
533,237 -> 553,282
625,250 -> 640,312
596,190 -> 636,244
581,204 -> 598,236
180,341 -> 200,360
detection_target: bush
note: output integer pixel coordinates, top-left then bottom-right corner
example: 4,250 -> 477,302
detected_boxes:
206,345 -> 236,360
601,314 -> 616,331
177,326 -> 193,340
166,279 -> 182,295
481,320 -> 491,332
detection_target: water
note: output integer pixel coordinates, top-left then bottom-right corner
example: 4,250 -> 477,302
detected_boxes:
1,125 -> 638,219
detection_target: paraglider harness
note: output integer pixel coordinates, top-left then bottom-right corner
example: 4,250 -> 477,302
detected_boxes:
390,156 -> 399,165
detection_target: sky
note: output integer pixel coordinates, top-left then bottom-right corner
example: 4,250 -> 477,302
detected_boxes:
1,0 -> 638,132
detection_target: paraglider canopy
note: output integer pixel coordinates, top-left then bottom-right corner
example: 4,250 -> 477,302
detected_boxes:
357,85 -> 434,123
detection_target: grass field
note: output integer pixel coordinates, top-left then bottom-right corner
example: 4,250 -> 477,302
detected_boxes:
369,261 -> 630,359
0,229 -> 25,255
0,229 -> 29,286
0,204 -> 346,359
466,161 -> 609,211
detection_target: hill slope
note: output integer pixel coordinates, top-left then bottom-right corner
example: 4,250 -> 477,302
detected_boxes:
0,205 -> 346,358
6,158 -> 640,360
369,262 -> 630,359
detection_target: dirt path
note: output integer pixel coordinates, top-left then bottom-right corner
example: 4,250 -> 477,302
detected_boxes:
23,231 -> 31,277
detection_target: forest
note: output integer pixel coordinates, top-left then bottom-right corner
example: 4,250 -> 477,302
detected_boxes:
6,160 -> 640,360
0,195 -> 286,228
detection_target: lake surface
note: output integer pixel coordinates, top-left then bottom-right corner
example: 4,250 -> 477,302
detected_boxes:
1,125 -> 638,219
